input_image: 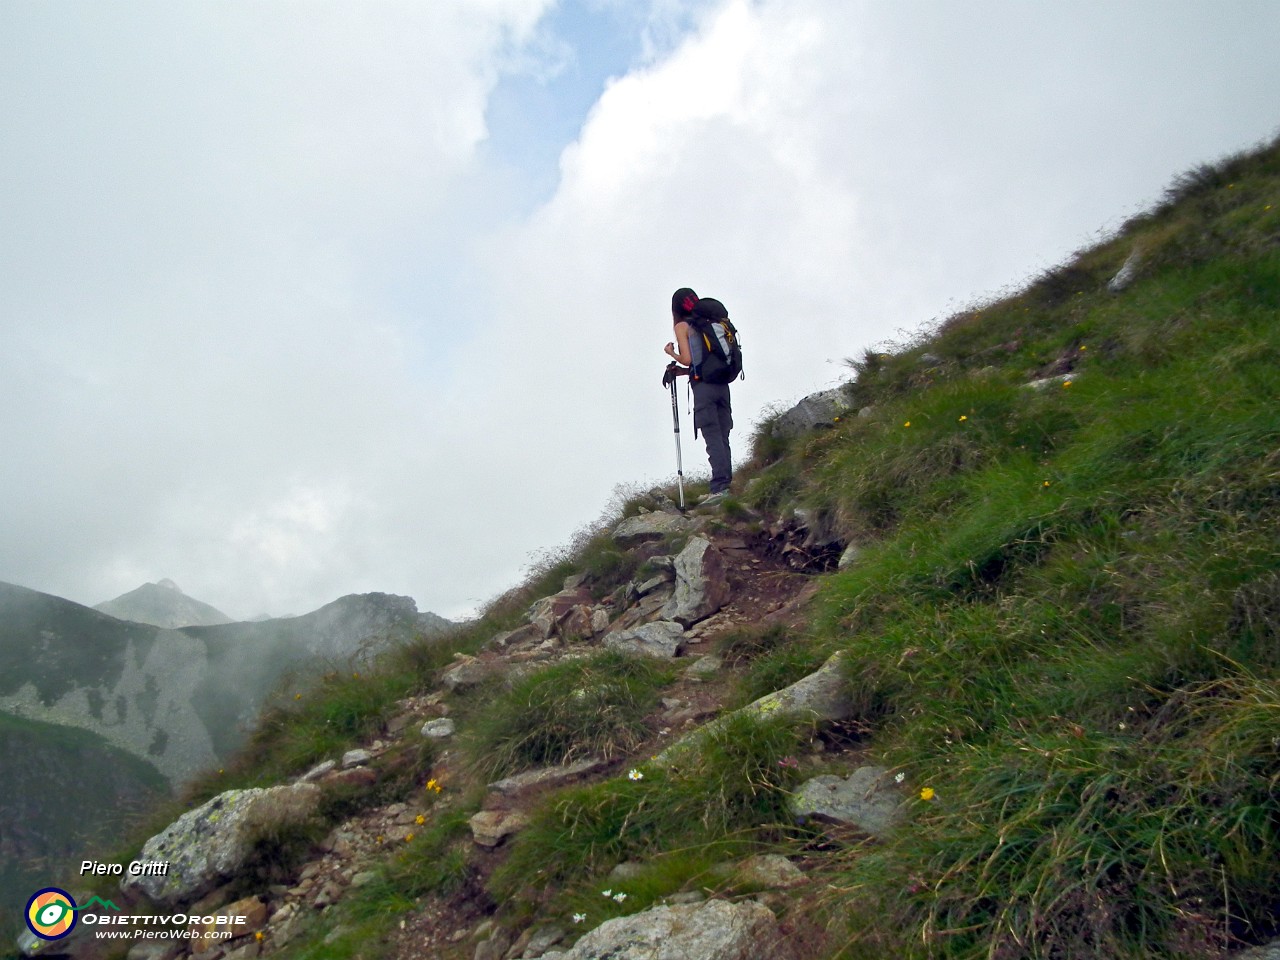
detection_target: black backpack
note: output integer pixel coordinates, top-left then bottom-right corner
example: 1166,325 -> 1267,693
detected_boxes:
687,297 -> 743,384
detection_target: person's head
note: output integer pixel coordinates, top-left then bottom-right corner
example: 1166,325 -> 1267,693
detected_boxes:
671,287 -> 698,322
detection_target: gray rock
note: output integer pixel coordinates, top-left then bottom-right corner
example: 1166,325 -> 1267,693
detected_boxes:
770,388 -> 851,440
442,656 -> 504,692
684,654 -> 722,679
120,784 -> 321,905
488,758 -> 610,797
612,512 -> 692,545
837,543 -> 862,570
1107,248 -> 1141,293
469,810 -> 531,848
421,718 -> 456,739
607,861 -> 647,882
1234,938 -> 1280,960
657,652 -> 850,764
341,748 -> 372,768
660,538 -> 730,627
731,854 -> 807,889
474,929 -> 512,960
635,575 -> 671,597
527,589 -> 593,639
1021,373 -> 1075,391
556,899 -> 789,960
590,607 -> 612,635
790,765 -> 905,838
523,925 -> 567,957
487,623 -> 544,650
300,759 -> 336,782
603,621 -> 686,659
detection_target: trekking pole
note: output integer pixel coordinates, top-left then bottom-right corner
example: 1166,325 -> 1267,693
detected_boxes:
667,369 -> 686,509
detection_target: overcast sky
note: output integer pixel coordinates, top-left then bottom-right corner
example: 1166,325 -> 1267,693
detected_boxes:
2,1 -> 1277,621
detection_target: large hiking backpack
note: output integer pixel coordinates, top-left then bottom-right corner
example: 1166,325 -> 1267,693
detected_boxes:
687,297 -> 743,384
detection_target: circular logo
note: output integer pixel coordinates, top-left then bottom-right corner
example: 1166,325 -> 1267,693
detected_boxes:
26,888 -> 78,941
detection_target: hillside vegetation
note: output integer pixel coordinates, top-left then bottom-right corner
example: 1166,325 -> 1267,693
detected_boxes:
14,134 -> 1278,960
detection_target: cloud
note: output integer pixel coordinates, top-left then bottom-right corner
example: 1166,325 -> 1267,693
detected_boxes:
2,0 -> 1278,621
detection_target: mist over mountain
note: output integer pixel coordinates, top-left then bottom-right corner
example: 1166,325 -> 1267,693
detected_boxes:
0,580 -> 454,782
93,579 -> 235,628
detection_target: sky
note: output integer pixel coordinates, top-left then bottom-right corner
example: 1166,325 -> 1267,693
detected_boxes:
2,1 -> 1278,622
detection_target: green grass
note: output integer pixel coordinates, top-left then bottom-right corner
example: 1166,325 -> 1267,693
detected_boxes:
488,712 -> 809,920
461,650 -> 673,779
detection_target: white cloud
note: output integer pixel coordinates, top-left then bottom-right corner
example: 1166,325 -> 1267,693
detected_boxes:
3,0 -> 1279,621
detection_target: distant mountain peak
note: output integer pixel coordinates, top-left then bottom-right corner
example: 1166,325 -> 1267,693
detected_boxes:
94,581 -> 233,629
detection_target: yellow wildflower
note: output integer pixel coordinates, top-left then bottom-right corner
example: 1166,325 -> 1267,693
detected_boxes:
904,421 -> 911,428
1079,344 -> 1087,351
920,787 -> 935,801
415,814 -> 425,825
404,833 -> 414,843
958,415 -> 967,422
294,693 -> 302,700
1062,380 -> 1072,388
1043,480 -> 1051,487
255,932 -> 265,942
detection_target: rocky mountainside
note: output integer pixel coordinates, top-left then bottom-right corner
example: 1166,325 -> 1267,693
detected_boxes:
0,582 -> 452,783
21,500 -> 833,960
0,582 -> 454,929
93,580 -> 234,629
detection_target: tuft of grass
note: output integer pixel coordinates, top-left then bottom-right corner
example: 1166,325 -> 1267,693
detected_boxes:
489,712 -> 809,910
462,651 -> 673,779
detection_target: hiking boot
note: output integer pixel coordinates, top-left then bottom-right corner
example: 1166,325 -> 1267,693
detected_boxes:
698,491 -> 728,507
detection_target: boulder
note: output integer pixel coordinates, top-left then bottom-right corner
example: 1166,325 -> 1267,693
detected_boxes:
660,538 -> 730,627
612,512 -> 692,545
1107,248 -> 1142,293
121,784 -> 321,904
770,388 -> 850,441
442,655 -> 504,692
421,718 -> 456,739
469,810 -> 531,848
488,758 -> 610,798
603,621 -> 686,659
590,606 -> 612,635
341,748 -> 372,768
300,760 -> 336,782
559,603 -> 596,641
656,652 -> 850,764
486,623 -> 544,650
790,765 -> 905,839
528,589 -> 594,638
555,899 -> 789,960
731,854 -> 807,890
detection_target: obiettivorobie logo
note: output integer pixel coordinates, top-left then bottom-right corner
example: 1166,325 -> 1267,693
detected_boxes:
25,889 -> 121,941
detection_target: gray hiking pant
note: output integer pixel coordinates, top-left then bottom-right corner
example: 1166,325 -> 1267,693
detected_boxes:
692,381 -> 733,493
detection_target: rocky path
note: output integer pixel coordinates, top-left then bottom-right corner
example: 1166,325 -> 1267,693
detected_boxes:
50,504 -> 894,960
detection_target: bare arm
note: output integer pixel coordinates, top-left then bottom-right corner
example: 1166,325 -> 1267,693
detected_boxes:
664,321 -> 693,367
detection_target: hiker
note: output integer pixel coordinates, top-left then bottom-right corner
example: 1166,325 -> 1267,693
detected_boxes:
663,287 -> 734,505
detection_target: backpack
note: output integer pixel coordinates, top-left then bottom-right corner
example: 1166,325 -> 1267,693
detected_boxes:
687,297 -> 743,384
